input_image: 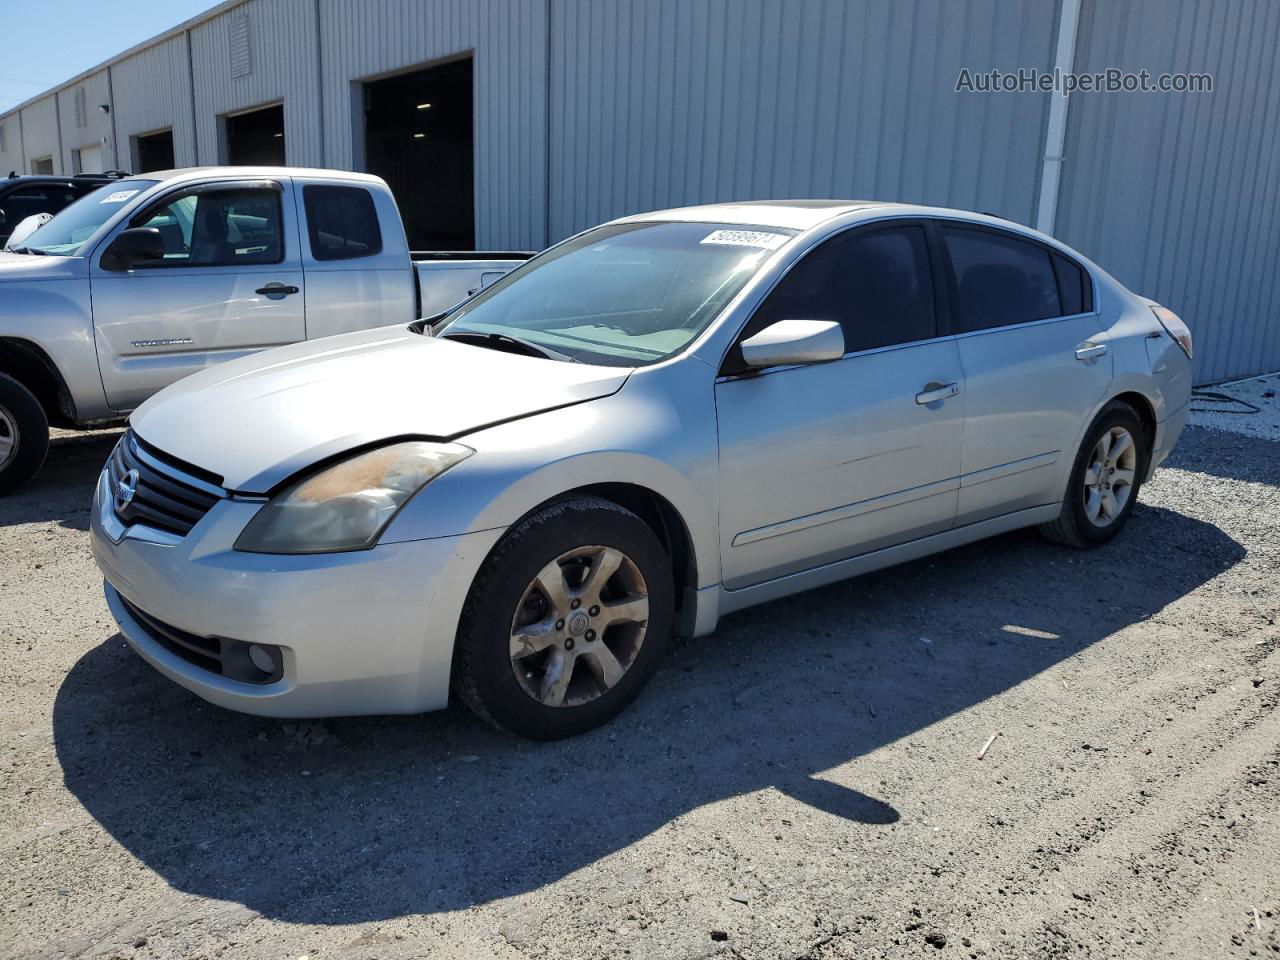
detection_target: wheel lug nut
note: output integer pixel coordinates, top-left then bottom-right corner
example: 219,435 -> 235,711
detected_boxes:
570,599 -> 581,610
564,637 -> 575,651
589,605 -> 600,617
585,629 -> 596,641
555,619 -> 565,630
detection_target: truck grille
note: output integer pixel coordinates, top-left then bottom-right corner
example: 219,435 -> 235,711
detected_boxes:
108,430 -> 226,536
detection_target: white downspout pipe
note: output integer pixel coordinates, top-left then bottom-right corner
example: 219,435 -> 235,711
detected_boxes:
1036,0 -> 1083,236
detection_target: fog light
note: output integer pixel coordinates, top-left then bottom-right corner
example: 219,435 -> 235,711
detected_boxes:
248,644 -> 276,674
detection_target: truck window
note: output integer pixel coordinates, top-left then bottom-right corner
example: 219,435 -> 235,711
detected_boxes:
303,185 -> 382,261
134,187 -> 284,266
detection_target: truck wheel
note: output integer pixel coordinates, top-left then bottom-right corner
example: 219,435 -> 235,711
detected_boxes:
453,496 -> 675,740
0,374 -> 50,497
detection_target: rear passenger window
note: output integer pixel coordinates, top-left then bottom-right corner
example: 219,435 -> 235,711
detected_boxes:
304,185 -> 382,261
1051,252 -> 1090,315
943,226 -> 1062,331
752,224 -> 937,354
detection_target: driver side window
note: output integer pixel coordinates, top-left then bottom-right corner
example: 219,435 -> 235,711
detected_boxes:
133,187 -> 283,266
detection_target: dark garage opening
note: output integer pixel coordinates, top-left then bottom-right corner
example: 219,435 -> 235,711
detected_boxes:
364,57 -> 474,251
134,129 -> 175,172
225,104 -> 285,165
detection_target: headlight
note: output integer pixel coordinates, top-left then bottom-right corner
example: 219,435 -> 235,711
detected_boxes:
234,441 -> 473,554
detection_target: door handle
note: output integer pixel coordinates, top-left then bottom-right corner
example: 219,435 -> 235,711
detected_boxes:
255,284 -> 299,296
915,381 -> 960,405
1075,341 -> 1108,361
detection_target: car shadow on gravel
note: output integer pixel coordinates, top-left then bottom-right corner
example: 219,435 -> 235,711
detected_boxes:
52,501 -> 1243,924
0,430 -> 120,531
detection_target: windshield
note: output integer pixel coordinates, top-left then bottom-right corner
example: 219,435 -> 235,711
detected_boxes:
21,180 -> 158,255
437,221 -> 797,366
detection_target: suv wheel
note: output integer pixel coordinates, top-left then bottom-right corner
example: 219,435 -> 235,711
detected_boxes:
0,374 -> 49,497
453,496 -> 675,740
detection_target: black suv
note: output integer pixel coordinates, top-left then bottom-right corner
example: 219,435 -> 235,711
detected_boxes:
0,171 -> 131,247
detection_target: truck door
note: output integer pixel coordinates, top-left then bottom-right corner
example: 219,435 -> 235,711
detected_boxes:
89,178 -> 306,411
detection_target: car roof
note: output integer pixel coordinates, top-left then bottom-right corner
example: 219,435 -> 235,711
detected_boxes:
615,199 -> 888,231
2,173 -> 121,186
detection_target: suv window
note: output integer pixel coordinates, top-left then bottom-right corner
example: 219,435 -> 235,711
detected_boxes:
943,225 -> 1063,331
748,223 -> 938,356
0,186 -> 79,241
303,185 -> 382,261
134,186 -> 283,266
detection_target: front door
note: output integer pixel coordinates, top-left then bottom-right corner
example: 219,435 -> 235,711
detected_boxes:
90,178 -> 306,411
715,222 -> 965,589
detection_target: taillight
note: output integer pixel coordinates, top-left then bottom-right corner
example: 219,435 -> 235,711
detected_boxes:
1151,305 -> 1193,360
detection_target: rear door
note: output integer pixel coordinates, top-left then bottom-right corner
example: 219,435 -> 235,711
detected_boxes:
715,221 -> 965,589
90,177 -> 306,410
938,223 -> 1112,525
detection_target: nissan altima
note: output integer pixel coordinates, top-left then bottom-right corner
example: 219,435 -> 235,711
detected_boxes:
90,201 -> 1193,739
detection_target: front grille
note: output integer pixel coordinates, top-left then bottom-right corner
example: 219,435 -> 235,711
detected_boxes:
119,595 -> 283,685
108,430 -> 226,536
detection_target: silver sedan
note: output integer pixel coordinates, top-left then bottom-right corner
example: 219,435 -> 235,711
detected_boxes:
90,201 -> 1194,739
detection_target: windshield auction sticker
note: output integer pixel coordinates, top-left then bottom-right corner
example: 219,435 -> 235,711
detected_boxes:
100,190 -> 140,204
700,229 -> 789,250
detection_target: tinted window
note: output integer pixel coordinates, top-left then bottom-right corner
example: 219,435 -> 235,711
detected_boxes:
134,187 -> 283,266
750,224 -> 937,354
304,185 -> 383,261
0,186 -> 79,241
1051,252 -> 1090,315
944,226 -> 1062,331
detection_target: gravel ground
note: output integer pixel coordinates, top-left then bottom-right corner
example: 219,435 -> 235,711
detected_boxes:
1,409 -> 1277,960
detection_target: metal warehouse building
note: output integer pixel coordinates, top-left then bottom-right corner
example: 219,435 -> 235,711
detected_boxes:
2,0 -> 1277,382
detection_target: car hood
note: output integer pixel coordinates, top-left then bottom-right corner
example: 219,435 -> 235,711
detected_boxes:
130,325 -> 632,492
0,252 -> 83,281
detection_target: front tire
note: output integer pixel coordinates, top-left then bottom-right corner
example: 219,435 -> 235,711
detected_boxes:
453,496 -> 675,740
1039,400 -> 1147,549
0,374 -> 49,497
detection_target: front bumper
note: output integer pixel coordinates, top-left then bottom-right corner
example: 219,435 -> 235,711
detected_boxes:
90,468 -> 503,717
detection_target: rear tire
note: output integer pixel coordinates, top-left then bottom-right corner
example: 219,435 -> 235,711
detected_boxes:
0,374 -> 49,497
1039,400 -> 1147,549
453,496 -> 674,740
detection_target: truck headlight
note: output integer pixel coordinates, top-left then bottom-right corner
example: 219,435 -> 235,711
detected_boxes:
234,441 -> 472,554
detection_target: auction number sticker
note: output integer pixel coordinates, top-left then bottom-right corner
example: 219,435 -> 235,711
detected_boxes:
700,229 -> 789,250
100,190 -> 140,204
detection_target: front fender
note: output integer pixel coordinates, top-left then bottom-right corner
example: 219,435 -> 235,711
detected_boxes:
382,383 -> 722,589
0,264 -> 108,422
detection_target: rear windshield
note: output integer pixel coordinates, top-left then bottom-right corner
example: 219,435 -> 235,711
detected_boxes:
21,180 -> 159,256
438,221 -> 797,366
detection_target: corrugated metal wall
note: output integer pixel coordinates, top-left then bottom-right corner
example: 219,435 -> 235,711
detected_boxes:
1,0 -> 1277,380
13,96 -> 60,173
110,35 -> 198,169
189,0 -> 324,166
56,70 -> 116,172
318,0 -> 548,251
549,0 -> 1059,239
1057,0 -> 1280,383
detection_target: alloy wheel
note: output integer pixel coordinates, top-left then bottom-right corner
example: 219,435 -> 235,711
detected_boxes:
509,544 -> 650,708
1083,425 -> 1137,527
0,405 -> 18,472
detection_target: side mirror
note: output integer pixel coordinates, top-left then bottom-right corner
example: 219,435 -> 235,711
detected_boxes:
740,319 -> 845,369
102,227 -> 165,270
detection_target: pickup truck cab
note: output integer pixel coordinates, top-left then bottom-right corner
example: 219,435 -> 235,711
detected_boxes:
0,167 -> 528,493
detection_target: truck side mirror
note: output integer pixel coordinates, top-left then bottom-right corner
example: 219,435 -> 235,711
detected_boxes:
102,227 -> 165,271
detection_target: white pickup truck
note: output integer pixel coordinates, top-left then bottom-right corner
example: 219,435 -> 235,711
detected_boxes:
0,167 -> 530,493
